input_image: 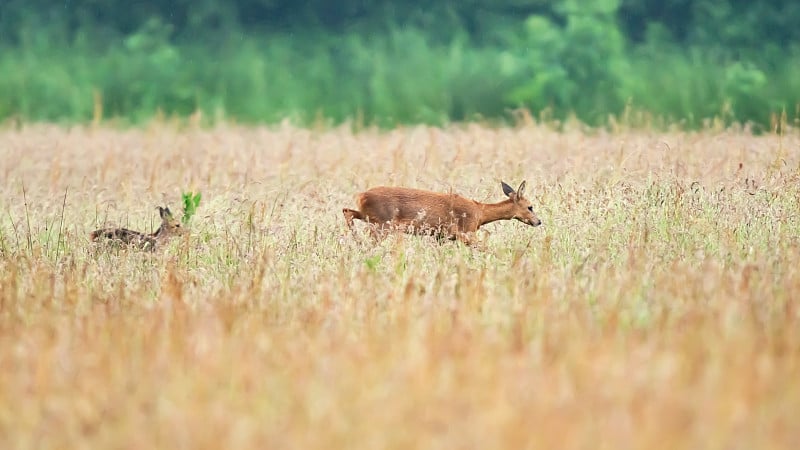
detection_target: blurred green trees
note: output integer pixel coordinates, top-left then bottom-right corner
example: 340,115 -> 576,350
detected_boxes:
0,0 -> 797,128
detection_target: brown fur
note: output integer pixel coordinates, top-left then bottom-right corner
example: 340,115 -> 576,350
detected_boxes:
343,180 -> 541,244
90,206 -> 183,250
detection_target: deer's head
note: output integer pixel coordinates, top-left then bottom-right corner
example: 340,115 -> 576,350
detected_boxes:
501,180 -> 541,227
156,206 -> 184,237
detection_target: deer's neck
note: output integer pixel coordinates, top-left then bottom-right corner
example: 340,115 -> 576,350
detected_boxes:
151,225 -> 165,239
479,200 -> 516,227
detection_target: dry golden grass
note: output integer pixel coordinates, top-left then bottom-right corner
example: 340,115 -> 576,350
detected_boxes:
1,120 -> 799,449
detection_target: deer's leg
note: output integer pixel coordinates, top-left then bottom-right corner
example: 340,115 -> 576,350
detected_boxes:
455,232 -> 474,246
448,223 -> 481,248
366,223 -> 378,240
342,208 -> 364,230
442,224 -> 469,245
367,223 -> 396,243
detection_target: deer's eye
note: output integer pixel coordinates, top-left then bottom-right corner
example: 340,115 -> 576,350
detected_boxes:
527,206 -> 533,212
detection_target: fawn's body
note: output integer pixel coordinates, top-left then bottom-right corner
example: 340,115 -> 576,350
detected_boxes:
90,206 -> 183,250
343,181 -> 541,244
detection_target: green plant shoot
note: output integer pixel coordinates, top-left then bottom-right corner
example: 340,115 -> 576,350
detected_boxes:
181,191 -> 202,224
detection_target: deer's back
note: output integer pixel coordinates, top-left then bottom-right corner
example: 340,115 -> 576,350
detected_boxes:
357,186 -> 479,229
91,227 -> 156,249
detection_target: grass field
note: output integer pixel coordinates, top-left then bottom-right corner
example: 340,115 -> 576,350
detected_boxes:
1,120 -> 799,449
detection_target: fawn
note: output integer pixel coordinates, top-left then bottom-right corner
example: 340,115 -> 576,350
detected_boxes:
90,206 -> 183,250
343,180 -> 541,245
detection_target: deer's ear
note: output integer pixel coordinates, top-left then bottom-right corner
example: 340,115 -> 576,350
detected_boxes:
159,206 -> 172,220
517,180 -> 527,197
501,181 -> 515,197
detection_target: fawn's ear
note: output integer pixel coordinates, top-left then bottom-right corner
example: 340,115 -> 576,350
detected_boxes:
517,180 -> 527,197
158,206 -> 172,220
501,181 -> 516,198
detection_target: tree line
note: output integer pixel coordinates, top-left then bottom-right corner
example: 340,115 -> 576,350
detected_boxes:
0,0 -> 797,128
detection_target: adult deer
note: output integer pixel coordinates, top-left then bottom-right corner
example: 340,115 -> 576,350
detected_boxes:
342,180 -> 541,245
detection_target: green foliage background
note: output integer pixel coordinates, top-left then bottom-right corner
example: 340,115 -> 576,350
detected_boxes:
0,0 -> 798,128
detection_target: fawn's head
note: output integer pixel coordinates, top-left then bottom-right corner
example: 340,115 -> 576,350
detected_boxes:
501,180 -> 542,227
156,206 -> 184,237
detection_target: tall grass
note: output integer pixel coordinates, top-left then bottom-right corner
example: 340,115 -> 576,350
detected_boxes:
0,121 -> 799,448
